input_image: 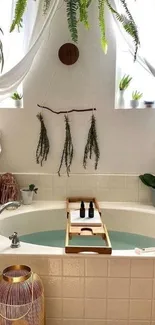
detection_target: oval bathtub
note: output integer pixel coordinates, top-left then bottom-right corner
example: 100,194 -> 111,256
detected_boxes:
0,201 -> 155,256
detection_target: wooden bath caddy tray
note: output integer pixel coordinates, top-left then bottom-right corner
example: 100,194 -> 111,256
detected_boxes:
65,197 -> 112,254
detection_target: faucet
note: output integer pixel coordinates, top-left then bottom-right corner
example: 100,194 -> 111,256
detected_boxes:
9,232 -> 20,248
0,201 -> 21,214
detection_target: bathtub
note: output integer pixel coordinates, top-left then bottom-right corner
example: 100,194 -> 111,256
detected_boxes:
0,200 -> 155,256
0,201 -> 155,325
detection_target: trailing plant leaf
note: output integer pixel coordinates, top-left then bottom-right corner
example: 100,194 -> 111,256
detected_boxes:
0,28 -> 4,73
43,0 -> 52,14
66,0 -> 78,43
36,113 -> 50,166
139,174 -> 155,189
10,0 -> 28,32
86,0 -> 92,8
83,114 -> 100,169
79,0 -> 89,29
0,40 -> 4,73
58,115 -> 74,176
105,0 -> 139,60
98,0 -> 107,54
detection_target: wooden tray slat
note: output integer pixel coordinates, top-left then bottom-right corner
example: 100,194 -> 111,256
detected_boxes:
65,197 -> 112,255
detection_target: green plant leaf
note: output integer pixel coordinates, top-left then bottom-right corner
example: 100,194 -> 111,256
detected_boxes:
98,0 -> 108,54
79,0 -> 90,29
83,114 -> 100,169
139,174 -> 155,188
10,0 -> 28,32
11,92 -> 22,100
29,184 -> 35,191
119,74 -> 132,90
105,0 -> 140,60
43,0 -> 52,14
132,90 -> 143,100
0,40 -> 4,73
66,0 -> 78,43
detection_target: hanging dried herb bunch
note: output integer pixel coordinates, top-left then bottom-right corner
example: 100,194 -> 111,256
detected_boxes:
58,115 -> 74,176
36,113 -> 50,166
83,114 -> 100,169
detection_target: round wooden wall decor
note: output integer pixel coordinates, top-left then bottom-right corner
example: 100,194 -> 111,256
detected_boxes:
58,43 -> 79,65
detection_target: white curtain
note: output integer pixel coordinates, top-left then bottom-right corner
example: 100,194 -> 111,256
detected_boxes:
0,0 -> 60,100
113,0 -> 155,77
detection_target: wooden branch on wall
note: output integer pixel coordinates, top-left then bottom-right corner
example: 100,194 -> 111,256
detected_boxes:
37,104 -> 96,115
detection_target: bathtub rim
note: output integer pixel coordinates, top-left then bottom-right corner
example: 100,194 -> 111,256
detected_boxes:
0,200 -> 155,257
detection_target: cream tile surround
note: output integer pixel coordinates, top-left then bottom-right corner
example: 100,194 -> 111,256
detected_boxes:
0,255 -> 155,324
12,173 -> 152,203
0,173 -> 154,325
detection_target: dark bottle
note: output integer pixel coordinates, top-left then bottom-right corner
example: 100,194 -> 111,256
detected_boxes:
89,201 -> 94,218
80,201 -> 85,218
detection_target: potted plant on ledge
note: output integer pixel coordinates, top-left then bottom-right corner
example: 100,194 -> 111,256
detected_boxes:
20,184 -> 38,205
11,92 -> 23,108
130,91 -> 143,108
139,174 -> 155,206
118,75 -> 132,108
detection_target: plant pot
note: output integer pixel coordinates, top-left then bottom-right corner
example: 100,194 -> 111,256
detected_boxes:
20,189 -> 34,205
14,99 -> 22,108
144,101 -> 154,108
118,90 -> 125,108
130,99 -> 139,109
151,188 -> 155,207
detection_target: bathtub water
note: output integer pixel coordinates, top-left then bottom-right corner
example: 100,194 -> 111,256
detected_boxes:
20,230 -> 155,250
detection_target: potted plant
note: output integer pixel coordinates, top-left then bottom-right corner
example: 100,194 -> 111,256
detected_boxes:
130,91 -> 143,108
11,92 -> 23,108
139,174 -> 155,206
118,75 -> 132,108
20,184 -> 38,205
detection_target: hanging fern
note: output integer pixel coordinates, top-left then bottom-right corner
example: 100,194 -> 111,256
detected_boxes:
58,115 -> 74,176
98,0 -> 107,54
79,0 -> 89,29
83,114 -> 100,170
43,0 -> 52,14
105,0 -> 139,60
120,0 -> 139,60
10,0 -> 28,32
66,0 -> 79,43
0,28 -> 4,72
36,113 -> 50,166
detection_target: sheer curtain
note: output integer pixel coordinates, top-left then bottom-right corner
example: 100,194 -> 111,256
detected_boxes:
0,0 -> 60,101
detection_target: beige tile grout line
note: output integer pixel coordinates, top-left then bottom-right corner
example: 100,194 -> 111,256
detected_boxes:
61,257 -> 64,324
106,259 -> 109,325
128,258 -> 132,325
84,258 -> 86,325
151,260 -> 155,323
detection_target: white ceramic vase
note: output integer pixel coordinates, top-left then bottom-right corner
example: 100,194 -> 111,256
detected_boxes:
20,189 -> 34,205
118,90 -> 125,108
15,99 -> 22,108
130,99 -> 139,109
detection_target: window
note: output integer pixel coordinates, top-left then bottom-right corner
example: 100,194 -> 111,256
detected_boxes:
116,0 -> 155,108
0,0 -> 37,108
0,1 -> 24,107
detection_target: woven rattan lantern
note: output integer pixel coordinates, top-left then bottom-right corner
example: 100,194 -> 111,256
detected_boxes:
0,265 -> 44,325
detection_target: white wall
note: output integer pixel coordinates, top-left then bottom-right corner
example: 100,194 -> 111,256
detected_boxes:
0,3 -> 155,174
